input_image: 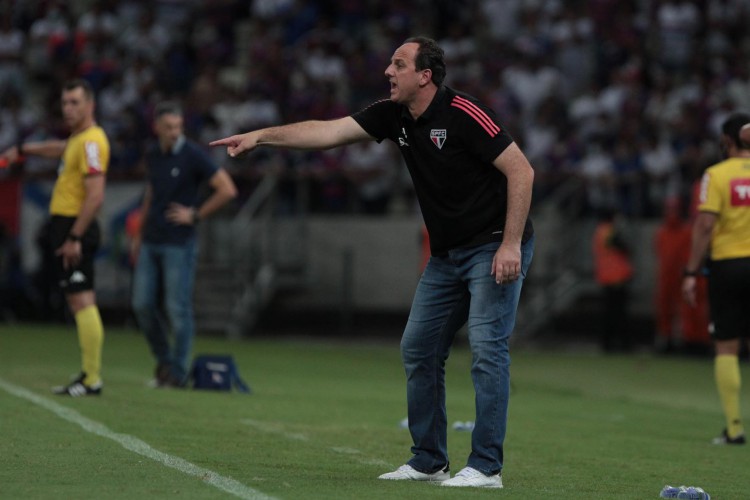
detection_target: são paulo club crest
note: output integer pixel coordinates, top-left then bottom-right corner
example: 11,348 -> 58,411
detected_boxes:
430,129 -> 446,149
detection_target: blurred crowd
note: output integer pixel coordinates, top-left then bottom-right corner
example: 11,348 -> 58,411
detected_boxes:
2,0 -> 750,216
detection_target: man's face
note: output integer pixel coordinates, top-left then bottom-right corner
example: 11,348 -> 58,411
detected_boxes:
154,112 -> 184,150
385,42 -> 427,104
61,87 -> 93,131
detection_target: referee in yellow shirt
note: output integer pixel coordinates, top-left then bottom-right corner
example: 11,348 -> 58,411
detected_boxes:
683,112 -> 750,444
1,79 -> 108,396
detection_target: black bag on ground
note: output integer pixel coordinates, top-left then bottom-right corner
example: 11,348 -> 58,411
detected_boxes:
190,354 -> 251,393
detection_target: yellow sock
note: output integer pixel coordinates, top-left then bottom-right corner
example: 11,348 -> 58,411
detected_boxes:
74,305 -> 104,386
715,354 -> 743,438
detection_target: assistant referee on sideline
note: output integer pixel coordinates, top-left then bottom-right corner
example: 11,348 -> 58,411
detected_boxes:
683,112 -> 750,445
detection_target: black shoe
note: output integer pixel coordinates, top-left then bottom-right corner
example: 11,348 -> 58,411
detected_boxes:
654,337 -> 675,355
162,374 -> 187,389
711,429 -> 746,445
154,363 -> 172,386
52,373 -> 102,397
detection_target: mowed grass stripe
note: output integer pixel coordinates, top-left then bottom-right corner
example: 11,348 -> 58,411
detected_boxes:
241,418 -> 394,468
0,377 -> 277,500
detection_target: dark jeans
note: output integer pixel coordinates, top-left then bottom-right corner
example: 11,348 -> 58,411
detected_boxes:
402,236 -> 534,476
131,239 -> 197,382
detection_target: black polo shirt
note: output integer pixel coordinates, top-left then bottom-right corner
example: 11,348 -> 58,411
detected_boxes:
142,136 -> 218,245
352,86 -> 533,255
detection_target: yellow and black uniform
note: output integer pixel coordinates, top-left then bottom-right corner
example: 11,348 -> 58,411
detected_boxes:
698,157 -> 750,341
48,124 -> 109,391
698,154 -> 750,443
49,125 -> 109,293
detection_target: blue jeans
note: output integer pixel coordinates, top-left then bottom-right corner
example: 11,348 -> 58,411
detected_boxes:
402,236 -> 534,476
131,240 -> 197,383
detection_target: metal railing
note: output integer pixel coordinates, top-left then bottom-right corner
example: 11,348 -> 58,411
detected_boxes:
224,173 -> 281,338
515,177 -> 594,339
194,172 -> 298,338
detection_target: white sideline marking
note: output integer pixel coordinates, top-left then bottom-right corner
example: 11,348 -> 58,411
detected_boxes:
241,419 -> 392,468
0,378 -> 277,500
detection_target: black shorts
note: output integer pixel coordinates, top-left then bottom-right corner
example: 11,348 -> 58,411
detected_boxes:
707,257 -> 750,341
49,215 -> 100,294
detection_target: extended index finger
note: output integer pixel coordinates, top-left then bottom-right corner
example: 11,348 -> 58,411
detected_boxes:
208,137 -> 235,147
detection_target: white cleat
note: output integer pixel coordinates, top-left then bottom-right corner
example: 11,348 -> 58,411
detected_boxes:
441,466 -> 502,488
378,464 -> 450,482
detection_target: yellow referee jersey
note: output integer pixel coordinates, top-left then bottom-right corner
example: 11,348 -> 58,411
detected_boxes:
49,125 -> 109,217
698,157 -> 750,260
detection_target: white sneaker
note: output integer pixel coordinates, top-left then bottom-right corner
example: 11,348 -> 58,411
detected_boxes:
441,466 -> 502,488
378,464 -> 450,482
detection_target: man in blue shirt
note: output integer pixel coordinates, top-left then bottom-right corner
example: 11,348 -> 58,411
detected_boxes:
131,101 -> 237,387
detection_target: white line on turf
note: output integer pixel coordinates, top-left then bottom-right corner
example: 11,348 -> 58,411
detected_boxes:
241,419 -> 392,468
0,377 -> 277,500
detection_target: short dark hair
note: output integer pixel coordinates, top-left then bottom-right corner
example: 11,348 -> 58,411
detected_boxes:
62,79 -> 94,100
722,112 -> 750,149
404,36 -> 446,86
154,101 -> 183,119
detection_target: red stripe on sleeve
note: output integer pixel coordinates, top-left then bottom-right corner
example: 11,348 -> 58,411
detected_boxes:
451,102 -> 499,136
452,96 -> 500,135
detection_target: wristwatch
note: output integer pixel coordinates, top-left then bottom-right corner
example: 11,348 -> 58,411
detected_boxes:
67,233 -> 82,243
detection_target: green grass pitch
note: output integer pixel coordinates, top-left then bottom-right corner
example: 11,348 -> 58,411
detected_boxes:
1,323 -> 748,499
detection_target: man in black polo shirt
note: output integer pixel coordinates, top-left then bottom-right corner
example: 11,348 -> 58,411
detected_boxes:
211,36 -> 534,489
132,101 -> 237,387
